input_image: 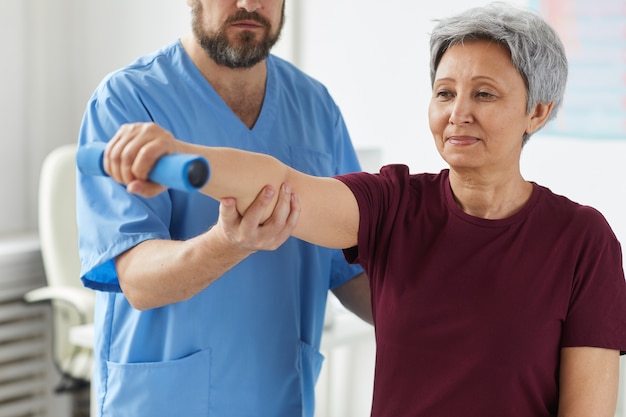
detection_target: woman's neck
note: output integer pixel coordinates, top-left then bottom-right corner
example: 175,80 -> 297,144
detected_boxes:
448,169 -> 532,219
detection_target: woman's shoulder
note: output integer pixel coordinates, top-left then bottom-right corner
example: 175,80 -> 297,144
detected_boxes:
337,165 -> 443,194
376,165 -> 447,188
534,183 -> 617,239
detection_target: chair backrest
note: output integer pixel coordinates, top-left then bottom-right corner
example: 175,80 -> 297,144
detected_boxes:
38,144 -> 82,290
37,144 -> 94,384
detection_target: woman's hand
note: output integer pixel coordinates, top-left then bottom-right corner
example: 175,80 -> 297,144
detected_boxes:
104,122 -> 180,197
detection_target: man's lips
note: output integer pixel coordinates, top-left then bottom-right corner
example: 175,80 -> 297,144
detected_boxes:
231,20 -> 264,29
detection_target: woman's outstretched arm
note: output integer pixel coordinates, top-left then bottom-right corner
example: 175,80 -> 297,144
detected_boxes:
103,122 -> 361,249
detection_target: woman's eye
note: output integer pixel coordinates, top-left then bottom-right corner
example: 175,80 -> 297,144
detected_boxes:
476,91 -> 495,99
436,90 -> 453,99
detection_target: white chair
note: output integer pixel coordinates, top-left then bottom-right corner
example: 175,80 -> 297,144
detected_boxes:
24,144 -> 95,395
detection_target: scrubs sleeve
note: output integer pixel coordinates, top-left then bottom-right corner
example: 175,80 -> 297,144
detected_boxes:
76,77 -> 173,292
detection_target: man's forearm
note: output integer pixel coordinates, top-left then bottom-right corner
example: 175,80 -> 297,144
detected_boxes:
116,228 -> 255,310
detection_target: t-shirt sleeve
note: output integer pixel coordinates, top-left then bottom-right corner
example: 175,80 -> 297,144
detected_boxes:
336,165 -> 412,271
560,206 -> 626,353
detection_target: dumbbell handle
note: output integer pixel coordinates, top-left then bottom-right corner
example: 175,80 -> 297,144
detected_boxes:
76,142 -> 210,192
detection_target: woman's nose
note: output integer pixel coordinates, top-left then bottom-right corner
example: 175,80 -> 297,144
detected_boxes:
448,96 -> 474,125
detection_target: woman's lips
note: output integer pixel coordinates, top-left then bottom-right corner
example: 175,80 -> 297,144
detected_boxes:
447,136 -> 479,146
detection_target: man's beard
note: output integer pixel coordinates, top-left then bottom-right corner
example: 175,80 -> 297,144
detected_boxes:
191,5 -> 284,69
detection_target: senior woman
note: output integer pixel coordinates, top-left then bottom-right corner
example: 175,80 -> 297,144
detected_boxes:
97,2 -> 626,416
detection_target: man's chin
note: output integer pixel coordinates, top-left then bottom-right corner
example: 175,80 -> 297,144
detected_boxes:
228,27 -> 264,41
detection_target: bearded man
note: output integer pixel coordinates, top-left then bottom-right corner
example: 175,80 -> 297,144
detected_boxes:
76,1 -> 371,416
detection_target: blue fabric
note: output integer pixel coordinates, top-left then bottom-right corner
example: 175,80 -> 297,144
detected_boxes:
77,41 -> 363,417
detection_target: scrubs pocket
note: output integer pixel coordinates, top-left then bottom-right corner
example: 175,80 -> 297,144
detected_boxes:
102,348 -> 211,417
299,341 -> 325,417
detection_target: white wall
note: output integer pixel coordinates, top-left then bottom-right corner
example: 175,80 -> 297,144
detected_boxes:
522,137 -> 626,244
0,0 -> 297,237
1,1 -> 625,414
294,0 -> 626,246
3,1 -> 624,227
0,1 -> 29,235
295,3 -> 626,413
1,0 -> 194,236
6,0 -> 623,245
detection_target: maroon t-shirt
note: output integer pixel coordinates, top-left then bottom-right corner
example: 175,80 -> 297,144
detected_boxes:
337,166 -> 626,417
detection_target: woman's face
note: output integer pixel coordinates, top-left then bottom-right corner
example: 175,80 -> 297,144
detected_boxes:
428,40 -> 540,174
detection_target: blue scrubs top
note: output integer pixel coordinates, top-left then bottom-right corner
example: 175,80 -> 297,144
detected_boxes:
76,41 -> 363,417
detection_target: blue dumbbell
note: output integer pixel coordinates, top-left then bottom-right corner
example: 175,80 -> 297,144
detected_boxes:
76,142 -> 210,192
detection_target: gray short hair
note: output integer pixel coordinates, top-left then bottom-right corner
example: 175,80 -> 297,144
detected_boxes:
430,2 -> 568,142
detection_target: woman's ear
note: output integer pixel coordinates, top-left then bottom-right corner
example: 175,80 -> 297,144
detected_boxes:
526,101 -> 555,135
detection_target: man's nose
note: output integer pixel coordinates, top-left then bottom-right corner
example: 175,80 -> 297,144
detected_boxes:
236,0 -> 261,12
